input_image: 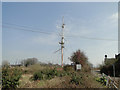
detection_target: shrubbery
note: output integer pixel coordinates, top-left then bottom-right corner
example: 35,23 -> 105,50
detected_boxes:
33,68 -> 56,80
69,49 -> 88,65
63,65 -> 74,71
95,77 -> 107,85
69,49 -> 92,72
33,71 -> 43,80
100,54 -> 120,77
33,68 -> 70,80
2,67 -> 22,89
70,74 -> 82,85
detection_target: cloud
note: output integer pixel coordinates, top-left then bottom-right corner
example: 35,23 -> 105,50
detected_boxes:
108,12 -> 118,23
110,12 -> 118,19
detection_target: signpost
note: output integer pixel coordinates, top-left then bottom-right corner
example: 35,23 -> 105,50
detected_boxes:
76,64 -> 81,70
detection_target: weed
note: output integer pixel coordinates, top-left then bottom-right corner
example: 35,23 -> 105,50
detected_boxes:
2,67 -> 22,89
33,71 -> 43,80
70,73 -> 82,85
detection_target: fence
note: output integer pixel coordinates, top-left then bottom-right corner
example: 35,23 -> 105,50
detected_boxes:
102,73 -> 120,90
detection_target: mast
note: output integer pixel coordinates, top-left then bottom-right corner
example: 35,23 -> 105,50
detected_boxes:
59,16 -> 65,67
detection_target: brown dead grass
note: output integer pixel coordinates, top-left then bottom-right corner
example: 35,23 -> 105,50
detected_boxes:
19,72 -> 105,88
18,64 -> 106,88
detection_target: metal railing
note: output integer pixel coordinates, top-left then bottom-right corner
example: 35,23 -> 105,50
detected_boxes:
102,73 -> 119,89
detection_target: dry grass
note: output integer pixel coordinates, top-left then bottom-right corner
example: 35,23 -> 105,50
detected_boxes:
20,64 -> 56,74
18,64 -> 106,88
19,74 -> 33,88
18,72 -> 106,88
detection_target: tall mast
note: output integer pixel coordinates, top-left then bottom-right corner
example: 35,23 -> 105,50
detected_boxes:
59,16 -> 65,67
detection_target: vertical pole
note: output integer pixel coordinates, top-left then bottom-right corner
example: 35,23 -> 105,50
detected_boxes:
113,64 -> 115,80
61,16 -> 64,67
61,47 -> 63,67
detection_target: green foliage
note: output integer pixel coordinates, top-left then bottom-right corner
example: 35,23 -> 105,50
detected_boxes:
33,68 -> 58,80
100,54 -> 120,76
33,71 -> 43,80
63,65 -> 74,71
70,74 -> 82,85
44,69 -> 55,79
105,58 -> 117,66
2,67 -> 22,89
33,68 -> 71,81
23,70 -> 28,74
95,77 -> 107,85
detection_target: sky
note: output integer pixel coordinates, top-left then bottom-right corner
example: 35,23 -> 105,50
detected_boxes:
2,2 -> 118,66
0,1 -> 2,66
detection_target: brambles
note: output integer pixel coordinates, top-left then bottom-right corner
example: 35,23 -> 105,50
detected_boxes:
32,68 -> 70,81
33,68 -> 58,80
2,67 -> 22,89
70,74 -> 82,85
33,71 -> 43,80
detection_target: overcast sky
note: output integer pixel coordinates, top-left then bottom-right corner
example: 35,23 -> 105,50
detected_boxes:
2,2 -> 118,66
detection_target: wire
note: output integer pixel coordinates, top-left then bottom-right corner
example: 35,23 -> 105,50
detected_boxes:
2,22 -> 118,41
65,35 -> 118,41
3,22 -> 47,31
3,25 -> 53,35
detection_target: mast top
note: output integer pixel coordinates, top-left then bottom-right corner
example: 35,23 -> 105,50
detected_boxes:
62,16 -> 65,29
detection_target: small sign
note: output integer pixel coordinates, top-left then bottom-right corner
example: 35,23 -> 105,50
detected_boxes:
76,64 -> 81,70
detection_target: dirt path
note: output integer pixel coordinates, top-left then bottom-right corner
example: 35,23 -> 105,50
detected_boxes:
19,74 -> 33,88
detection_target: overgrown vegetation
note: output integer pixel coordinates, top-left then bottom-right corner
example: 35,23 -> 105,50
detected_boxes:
2,66 -> 22,89
69,49 -> 88,65
32,68 -> 69,81
15,63 -> 105,88
63,65 -> 74,71
100,54 -> 120,76
70,73 -> 83,85
21,58 -> 38,67
95,77 -> 107,85
2,49 -> 106,88
69,49 -> 91,72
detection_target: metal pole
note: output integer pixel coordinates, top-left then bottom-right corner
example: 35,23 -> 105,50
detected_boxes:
113,64 -> 115,80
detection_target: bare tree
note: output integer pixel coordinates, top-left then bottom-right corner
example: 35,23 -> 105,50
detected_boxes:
21,58 -> 38,67
2,60 -> 10,67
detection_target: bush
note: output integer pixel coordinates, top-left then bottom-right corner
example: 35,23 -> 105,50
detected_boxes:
33,71 -> 43,80
95,77 -> 107,85
70,74 -> 82,85
2,67 -> 22,89
63,65 -> 74,71
33,68 -> 70,81
33,68 -> 58,80
23,70 -> 28,74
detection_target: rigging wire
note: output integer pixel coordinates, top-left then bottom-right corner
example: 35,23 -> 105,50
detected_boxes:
3,25 -> 53,35
2,22 -> 118,41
